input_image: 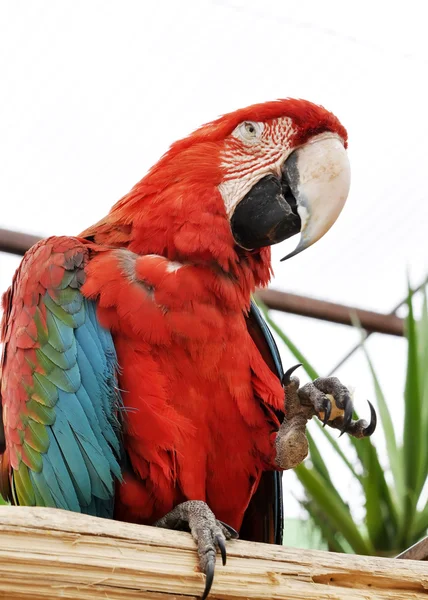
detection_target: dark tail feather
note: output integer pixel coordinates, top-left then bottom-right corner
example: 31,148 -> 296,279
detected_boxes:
239,470 -> 283,544
239,301 -> 285,545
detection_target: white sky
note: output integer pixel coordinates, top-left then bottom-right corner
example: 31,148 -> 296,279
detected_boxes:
1,0 -> 427,524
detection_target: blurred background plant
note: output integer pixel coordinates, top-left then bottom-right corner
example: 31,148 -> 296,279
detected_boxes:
259,282 -> 428,557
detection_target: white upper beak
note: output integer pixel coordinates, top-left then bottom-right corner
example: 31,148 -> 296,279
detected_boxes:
281,132 -> 351,261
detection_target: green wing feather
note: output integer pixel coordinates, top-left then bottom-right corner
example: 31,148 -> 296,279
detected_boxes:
1,238 -> 123,517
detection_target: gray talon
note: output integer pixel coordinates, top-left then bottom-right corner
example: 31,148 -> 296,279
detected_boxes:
216,534 -> 227,566
154,500 -> 232,599
282,363 -> 302,386
202,560 -> 215,600
363,401 -> 377,436
282,370 -> 377,439
340,400 -> 377,438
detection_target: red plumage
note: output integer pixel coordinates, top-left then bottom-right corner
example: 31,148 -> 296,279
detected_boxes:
1,98 -> 348,533
78,99 -> 346,529
81,246 -> 283,529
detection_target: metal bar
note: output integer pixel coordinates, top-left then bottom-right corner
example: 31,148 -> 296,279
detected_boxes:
256,288 -> 404,337
327,276 -> 428,374
0,228 -> 42,256
0,227 -> 405,337
396,536 -> 428,561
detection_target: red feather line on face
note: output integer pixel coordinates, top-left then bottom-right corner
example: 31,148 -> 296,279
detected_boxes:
167,98 -> 347,154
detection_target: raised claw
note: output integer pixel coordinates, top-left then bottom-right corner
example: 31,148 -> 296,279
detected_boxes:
363,401 -> 377,436
294,375 -> 376,439
331,399 -> 377,438
281,367 -> 377,443
282,363 -> 302,386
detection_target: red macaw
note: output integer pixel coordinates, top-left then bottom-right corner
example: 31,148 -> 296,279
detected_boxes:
0,99 -> 375,599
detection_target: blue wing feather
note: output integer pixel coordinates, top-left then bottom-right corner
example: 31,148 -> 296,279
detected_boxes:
42,429 -> 81,510
32,297 -> 122,516
3,241 -> 123,516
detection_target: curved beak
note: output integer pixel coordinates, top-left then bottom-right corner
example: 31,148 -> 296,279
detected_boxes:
280,134 -> 351,261
230,133 -> 351,258
230,133 -> 351,255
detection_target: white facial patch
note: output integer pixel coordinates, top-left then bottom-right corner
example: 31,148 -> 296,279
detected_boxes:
218,116 -> 294,217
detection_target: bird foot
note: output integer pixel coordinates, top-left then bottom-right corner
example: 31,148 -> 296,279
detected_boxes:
275,364 -> 377,469
154,500 -> 238,600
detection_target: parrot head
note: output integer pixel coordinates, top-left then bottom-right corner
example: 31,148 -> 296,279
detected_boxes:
170,98 -> 350,261
87,98 -> 350,272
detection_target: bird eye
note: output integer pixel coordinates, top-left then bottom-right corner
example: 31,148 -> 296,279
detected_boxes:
233,121 -> 264,143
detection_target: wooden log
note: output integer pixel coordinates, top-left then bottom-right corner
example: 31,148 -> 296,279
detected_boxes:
0,507 -> 427,599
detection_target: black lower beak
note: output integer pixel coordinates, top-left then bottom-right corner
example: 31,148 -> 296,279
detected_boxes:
230,173 -> 301,250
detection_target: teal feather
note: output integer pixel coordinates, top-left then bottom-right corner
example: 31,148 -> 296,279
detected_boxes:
31,480 -> 47,507
44,430 -> 81,511
83,302 -> 105,355
77,441 -> 112,500
75,380 -> 121,479
74,324 -> 106,378
48,287 -> 84,315
76,306 -> 122,455
85,497 -> 114,519
13,265 -> 122,517
40,336 -> 77,370
74,333 -> 117,443
45,310 -> 74,352
57,389 -> 113,492
44,359 -> 81,394
51,405 -> 92,506
44,293 -> 77,328
80,310 -> 122,433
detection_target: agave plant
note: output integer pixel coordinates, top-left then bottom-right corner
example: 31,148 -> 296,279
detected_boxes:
259,283 -> 428,556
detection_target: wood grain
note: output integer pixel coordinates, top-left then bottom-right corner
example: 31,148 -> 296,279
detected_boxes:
0,506 -> 427,599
